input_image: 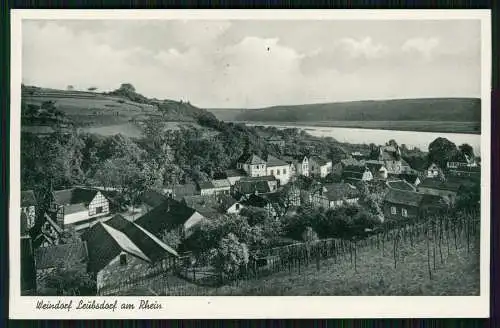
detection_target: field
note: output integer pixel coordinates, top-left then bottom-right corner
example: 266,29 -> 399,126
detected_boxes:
21,90 -> 214,138
232,120 -> 481,134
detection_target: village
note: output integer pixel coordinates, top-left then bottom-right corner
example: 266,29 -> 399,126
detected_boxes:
19,132 -> 481,296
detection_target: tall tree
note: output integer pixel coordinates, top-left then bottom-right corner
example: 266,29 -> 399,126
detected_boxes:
428,137 -> 457,168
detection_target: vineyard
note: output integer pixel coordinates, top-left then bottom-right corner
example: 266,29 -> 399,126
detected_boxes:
99,211 -> 481,296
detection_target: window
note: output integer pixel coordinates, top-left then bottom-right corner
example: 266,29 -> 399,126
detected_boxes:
120,254 -> 127,266
235,204 -> 240,210
95,206 -> 103,214
402,208 -> 408,217
271,169 -> 274,175
391,206 -> 396,215
283,169 -> 287,174
277,169 -> 280,175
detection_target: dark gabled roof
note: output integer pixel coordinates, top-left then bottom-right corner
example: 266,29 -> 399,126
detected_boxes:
237,153 -> 266,165
82,222 -> 150,273
135,198 -> 196,236
218,195 -> 239,211
384,189 -> 424,207
224,169 -> 247,178
281,156 -> 298,164
21,190 -> 37,207
266,155 -> 289,167
105,214 -> 178,262
35,241 -> 88,270
418,178 -> 462,192
316,183 -> 359,201
365,160 -> 385,171
236,180 -> 272,195
52,188 -> 100,206
310,155 -> 330,166
141,191 -> 168,208
198,181 -> 215,190
387,180 -> 416,192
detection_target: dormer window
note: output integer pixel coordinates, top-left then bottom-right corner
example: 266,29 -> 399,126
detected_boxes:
120,253 -> 127,266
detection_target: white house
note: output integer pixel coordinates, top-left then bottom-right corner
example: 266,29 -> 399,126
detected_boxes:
426,163 -> 443,178
309,156 -> 333,178
51,188 -> 110,226
265,155 -> 291,185
224,169 -> 248,186
295,156 -> 310,177
237,153 -> 267,177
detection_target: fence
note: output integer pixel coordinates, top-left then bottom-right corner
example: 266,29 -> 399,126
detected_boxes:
99,211 -> 480,295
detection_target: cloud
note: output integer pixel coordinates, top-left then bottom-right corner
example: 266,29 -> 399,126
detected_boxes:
337,37 -> 390,59
401,37 -> 440,60
22,20 -> 480,108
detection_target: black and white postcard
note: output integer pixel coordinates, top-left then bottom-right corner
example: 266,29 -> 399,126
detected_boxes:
9,9 -> 491,319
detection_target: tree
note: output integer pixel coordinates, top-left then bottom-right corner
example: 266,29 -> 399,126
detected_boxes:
209,233 -> 249,280
87,86 -> 98,92
459,143 -> 474,158
240,206 -> 269,226
42,266 -> 96,296
118,83 -> 136,93
162,229 -> 182,250
428,137 -> 457,168
66,85 -> 74,91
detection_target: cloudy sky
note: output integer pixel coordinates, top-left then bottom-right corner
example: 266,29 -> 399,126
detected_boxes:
22,19 -> 481,108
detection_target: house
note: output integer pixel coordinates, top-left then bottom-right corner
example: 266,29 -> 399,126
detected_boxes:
309,155 -> 333,178
268,136 -> 285,150
222,169 -> 248,186
237,153 -> 267,177
82,219 -> 178,292
33,212 -> 64,248
416,178 -> 464,204
198,179 -> 230,196
365,160 -> 388,180
140,190 -> 168,214
51,188 -> 110,227
295,156 -> 310,177
265,155 -> 291,185
371,145 -> 410,175
281,156 -> 298,178
21,190 -> 37,233
135,198 -> 206,238
34,241 -> 88,293
162,183 -> 199,200
386,180 -> 417,192
211,179 -> 231,195
399,171 -> 422,187
310,183 -> 360,209
447,151 -> 477,169
383,189 -> 424,221
283,184 -> 301,207
351,151 -> 368,161
342,165 -> 373,183
425,163 -> 444,179
182,195 -> 226,219
21,235 -> 36,295
233,176 -> 279,198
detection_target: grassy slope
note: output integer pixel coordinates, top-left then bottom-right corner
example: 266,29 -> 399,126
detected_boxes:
206,98 -> 481,134
21,88 -> 211,138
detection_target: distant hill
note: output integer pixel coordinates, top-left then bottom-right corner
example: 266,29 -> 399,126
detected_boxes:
21,85 -> 219,138
206,98 -> 481,134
